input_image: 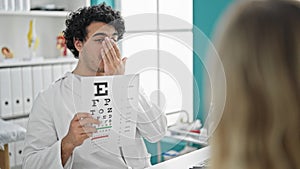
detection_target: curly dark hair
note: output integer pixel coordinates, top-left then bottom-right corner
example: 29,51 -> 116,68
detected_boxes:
63,3 -> 125,58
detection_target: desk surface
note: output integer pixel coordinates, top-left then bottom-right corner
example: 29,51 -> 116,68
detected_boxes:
0,119 -> 26,146
146,146 -> 210,169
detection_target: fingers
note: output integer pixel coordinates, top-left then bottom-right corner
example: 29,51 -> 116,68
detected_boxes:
105,37 -> 118,61
74,125 -> 97,138
79,117 -> 100,126
82,126 -> 97,133
74,112 -> 100,125
111,39 -> 121,60
102,37 -> 122,62
82,126 -> 97,137
73,112 -> 100,133
74,112 -> 92,121
100,37 -> 125,75
122,57 -> 127,66
65,113 -> 100,148
101,48 -> 108,66
102,37 -> 116,64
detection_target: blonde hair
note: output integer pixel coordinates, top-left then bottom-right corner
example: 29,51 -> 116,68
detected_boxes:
211,1 -> 300,169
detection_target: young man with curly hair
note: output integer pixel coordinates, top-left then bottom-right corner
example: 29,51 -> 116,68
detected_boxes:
22,3 -> 167,169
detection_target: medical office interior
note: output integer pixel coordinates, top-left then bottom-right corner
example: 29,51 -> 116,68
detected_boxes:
0,0 -> 233,168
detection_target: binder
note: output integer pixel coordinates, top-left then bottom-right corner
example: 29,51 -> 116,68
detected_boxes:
0,68 -> 12,118
14,118 -> 28,166
32,66 -> 43,99
21,67 -> 33,114
15,141 -> 24,166
42,65 -> 53,89
52,64 -> 62,82
10,67 -> 24,116
9,143 -> 16,167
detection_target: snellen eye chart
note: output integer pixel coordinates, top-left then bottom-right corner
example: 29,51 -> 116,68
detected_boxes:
81,74 -> 139,148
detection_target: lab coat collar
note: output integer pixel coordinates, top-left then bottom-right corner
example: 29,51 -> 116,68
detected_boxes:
61,72 -> 81,97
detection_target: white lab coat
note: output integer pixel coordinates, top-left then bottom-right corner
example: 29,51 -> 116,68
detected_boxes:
22,72 -> 167,169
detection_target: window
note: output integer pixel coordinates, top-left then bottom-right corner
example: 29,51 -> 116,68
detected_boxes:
119,0 -> 193,126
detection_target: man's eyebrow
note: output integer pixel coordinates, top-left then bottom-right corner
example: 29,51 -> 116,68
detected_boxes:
92,32 -> 118,37
92,32 -> 108,37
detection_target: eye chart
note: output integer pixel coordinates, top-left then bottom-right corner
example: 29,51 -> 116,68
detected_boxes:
80,74 -> 139,148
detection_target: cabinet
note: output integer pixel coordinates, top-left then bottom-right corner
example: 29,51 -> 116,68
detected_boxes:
0,58 -> 77,168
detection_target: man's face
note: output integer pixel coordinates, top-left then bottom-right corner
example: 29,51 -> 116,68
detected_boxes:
79,22 -> 118,75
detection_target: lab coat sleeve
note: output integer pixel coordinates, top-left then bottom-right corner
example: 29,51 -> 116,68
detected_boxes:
136,89 -> 167,143
22,93 -> 74,169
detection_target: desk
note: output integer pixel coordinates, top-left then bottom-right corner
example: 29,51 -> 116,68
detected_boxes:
0,119 -> 26,169
146,146 -> 210,169
0,144 -> 9,169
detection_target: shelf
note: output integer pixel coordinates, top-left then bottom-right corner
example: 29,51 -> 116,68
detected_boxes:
164,131 -> 208,146
0,10 -> 70,17
1,114 -> 29,121
0,57 -> 77,68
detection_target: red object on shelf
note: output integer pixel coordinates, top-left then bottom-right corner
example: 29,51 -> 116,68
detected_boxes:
189,129 -> 200,134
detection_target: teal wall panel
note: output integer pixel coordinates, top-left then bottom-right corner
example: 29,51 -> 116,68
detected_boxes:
91,0 -> 115,8
144,138 -> 186,165
193,0 -> 233,122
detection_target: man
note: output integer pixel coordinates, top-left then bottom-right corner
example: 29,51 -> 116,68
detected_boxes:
23,3 -> 167,169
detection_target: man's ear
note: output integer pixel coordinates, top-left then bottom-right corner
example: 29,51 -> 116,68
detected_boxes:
74,39 -> 83,52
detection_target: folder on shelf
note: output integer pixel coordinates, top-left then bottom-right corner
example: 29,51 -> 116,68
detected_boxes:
52,64 -> 62,82
14,118 -> 28,166
42,65 -> 53,89
21,67 -> 33,114
9,143 -> 16,167
0,68 -> 13,118
10,67 -> 24,116
32,66 -> 43,99
14,141 -> 24,166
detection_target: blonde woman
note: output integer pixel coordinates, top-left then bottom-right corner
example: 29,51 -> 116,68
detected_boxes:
211,1 -> 300,169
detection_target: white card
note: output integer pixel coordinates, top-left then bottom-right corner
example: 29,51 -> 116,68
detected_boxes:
81,74 -> 139,149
